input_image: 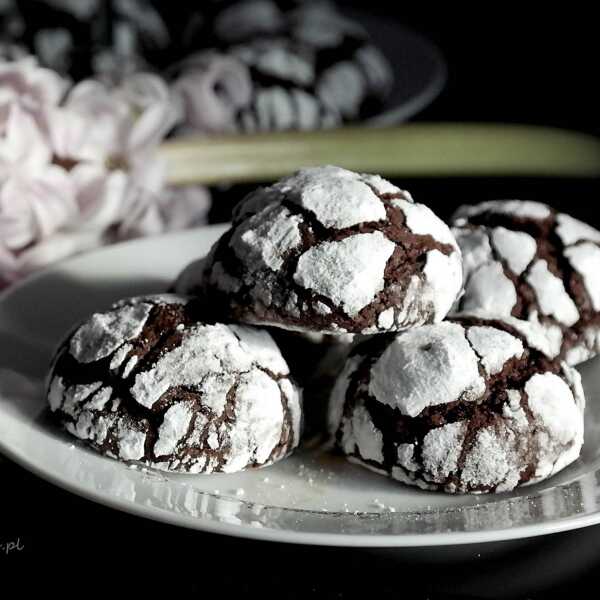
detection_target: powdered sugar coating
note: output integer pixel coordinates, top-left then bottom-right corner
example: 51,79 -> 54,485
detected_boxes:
228,323 -> 290,374
115,424 -> 147,461
459,261 -> 517,315
361,173 -> 408,196
491,313 -> 564,359
525,371 -> 585,479
327,354 -> 363,436
330,318 -> 585,494
70,302 -> 152,363
526,260 -> 579,326
393,198 -> 458,247
454,199 -> 552,221
422,249 -> 464,320
556,213 -> 600,246
340,402 -> 385,464
421,421 -> 467,483
460,426 -> 522,492
456,309 -> 564,359
369,322 -> 485,417
230,204 -> 303,272
294,232 -> 395,317
109,343 -> 133,372
491,227 -> 537,275
131,323 -> 263,409
223,370 -> 286,473
199,166 -> 463,334
564,242 -> 600,311
466,326 -> 524,375
397,443 -> 419,472
290,166 -> 387,228
154,402 -> 195,457
452,200 -> 600,365
47,295 -> 301,473
453,227 -> 492,280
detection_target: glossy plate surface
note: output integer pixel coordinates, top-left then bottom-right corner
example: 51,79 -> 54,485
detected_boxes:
360,12 -> 447,125
1,226 -> 600,547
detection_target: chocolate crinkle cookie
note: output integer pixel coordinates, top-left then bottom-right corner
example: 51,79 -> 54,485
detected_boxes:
172,1 -> 393,133
46,294 -> 302,473
191,166 -> 463,334
328,317 -> 584,493
452,200 -> 600,365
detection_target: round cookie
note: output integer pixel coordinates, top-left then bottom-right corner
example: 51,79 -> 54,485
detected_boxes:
184,1 -> 393,132
197,166 -> 463,334
452,199 -> 600,365
47,294 -> 302,473
328,316 -> 585,494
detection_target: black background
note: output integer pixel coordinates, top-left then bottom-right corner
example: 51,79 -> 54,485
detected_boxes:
2,2 -> 600,596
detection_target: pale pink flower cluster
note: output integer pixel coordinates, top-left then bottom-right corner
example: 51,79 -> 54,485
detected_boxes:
1,54 -> 210,288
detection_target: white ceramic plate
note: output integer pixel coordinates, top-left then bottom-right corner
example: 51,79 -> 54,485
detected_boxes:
2,225 -> 600,547
358,13 -> 447,126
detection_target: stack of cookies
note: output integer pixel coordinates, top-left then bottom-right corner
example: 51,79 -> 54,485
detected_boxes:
47,166 -> 599,494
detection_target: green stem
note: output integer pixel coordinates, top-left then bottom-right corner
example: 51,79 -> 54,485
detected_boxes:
160,123 -> 600,186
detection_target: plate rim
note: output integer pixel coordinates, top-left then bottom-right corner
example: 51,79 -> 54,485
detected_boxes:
3,435 -> 600,548
2,225 -> 600,548
358,14 -> 448,126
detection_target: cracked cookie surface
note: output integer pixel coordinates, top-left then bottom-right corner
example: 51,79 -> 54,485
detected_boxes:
452,200 -> 600,365
328,317 -> 584,493
188,166 -> 463,334
47,294 -> 302,473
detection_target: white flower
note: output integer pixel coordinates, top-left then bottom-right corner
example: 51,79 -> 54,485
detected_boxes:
1,56 -> 209,289
0,104 -> 75,248
0,54 -> 69,130
43,71 -> 182,240
114,72 -> 182,152
47,72 -> 180,164
0,103 -> 52,178
0,166 -> 77,248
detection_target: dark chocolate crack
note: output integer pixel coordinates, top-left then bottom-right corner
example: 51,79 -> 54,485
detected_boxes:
203,177 -> 459,333
48,297 -> 299,473
332,319 -> 576,493
455,204 -> 600,362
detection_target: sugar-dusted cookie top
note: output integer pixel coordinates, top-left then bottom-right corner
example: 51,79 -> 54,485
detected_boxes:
194,166 -> 462,334
452,200 -> 600,365
329,316 -> 584,494
47,294 -> 302,473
